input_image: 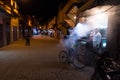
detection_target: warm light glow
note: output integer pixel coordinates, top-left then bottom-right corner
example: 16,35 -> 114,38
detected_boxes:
5,5 -> 11,14
84,6 -> 114,29
87,12 -> 108,29
11,18 -> 19,27
11,0 -> 14,6
5,5 -> 11,10
74,16 -> 76,19
65,19 -> 75,27
28,20 -> 32,26
13,9 -> 19,14
0,1 -> 4,5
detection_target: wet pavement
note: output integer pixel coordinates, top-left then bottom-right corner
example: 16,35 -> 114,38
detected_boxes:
0,35 -> 94,80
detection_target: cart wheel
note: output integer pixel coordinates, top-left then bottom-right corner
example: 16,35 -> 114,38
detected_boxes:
72,46 -> 86,69
72,53 -> 85,69
59,50 -> 68,63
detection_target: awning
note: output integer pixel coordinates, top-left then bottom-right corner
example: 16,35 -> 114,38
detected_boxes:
77,0 -> 94,15
64,19 -> 75,28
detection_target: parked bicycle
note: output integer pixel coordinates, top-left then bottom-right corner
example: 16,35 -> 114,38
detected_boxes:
59,37 -> 107,69
59,38 -> 87,69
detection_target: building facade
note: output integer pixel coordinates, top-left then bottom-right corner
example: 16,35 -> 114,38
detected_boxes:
57,0 -> 94,35
0,0 -> 20,47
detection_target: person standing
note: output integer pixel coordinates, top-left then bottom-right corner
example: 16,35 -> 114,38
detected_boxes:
92,28 -> 102,50
24,29 -> 31,46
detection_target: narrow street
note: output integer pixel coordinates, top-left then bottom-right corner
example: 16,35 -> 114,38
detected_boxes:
0,35 -> 94,80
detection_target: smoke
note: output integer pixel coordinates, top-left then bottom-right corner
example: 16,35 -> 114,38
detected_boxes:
71,23 -> 92,38
62,22 -> 93,48
86,6 -> 111,29
62,5 -> 118,48
70,5 -> 117,38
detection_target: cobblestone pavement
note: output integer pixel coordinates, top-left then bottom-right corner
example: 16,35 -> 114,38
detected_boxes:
0,35 -> 94,80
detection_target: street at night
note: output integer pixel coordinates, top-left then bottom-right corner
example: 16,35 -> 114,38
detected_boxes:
0,0 -> 120,80
0,35 -> 94,80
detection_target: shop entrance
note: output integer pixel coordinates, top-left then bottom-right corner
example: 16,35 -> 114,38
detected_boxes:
13,26 -> 17,41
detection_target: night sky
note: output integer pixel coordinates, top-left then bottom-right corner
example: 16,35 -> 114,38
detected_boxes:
17,0 -> 68,24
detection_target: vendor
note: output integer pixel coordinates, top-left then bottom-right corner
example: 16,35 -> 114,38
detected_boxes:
92,28 -> 102,49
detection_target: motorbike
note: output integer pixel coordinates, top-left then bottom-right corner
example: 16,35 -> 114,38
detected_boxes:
90,38 -> 120,80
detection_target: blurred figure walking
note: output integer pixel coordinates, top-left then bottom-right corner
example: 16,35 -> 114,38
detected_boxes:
25,32 -> 31,46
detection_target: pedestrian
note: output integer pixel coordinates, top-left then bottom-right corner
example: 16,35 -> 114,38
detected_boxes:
92,28 -> 102,51
25,32 -> 31,46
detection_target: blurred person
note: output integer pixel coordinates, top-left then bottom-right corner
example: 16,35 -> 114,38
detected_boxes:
89,30 -> 95,41
25,31 -> 31,46
92,28 -> 102,50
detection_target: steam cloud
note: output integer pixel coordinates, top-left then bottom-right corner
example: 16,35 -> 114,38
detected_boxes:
62,5 -> 118,48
